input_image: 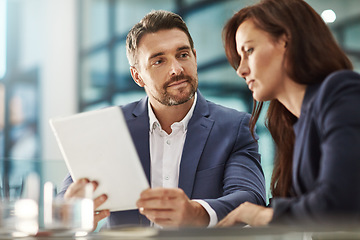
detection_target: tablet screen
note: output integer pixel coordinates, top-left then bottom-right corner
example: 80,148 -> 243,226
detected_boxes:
50,106 -> 149,212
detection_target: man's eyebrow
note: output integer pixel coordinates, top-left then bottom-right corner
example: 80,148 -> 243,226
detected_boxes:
148,52 -> 165,61
148,46 -> 191,61
177,46 -> 191,51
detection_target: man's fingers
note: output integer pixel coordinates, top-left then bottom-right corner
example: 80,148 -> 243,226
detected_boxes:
94,210 -> 110,223
64,178 -> 90,199
93,210 -> 110,230
138,200 -> 178,227
137,188 -> 208,227
90,180 -> 99,191
139,208 -> 174,219
140,188 -> 184,199
139,209 -> 173,227
152,218 -> 174,227
137,188 -> 188,210
137,197 -> 176,210
94,194 -> 108,210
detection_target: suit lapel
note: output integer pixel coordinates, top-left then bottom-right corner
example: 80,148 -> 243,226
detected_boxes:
292,128 -> 304,195
126,98 -> 151,183
178,92 -> 214,198
291,85 -> 318,195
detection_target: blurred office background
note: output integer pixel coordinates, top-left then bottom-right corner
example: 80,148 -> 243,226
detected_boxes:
0,0 -> 359,197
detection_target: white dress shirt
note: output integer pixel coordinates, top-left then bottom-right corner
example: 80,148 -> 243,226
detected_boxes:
148,93 -> 218,227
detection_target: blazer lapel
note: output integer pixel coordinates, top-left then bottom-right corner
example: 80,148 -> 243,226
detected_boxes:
292,127 -> 304,195
292,84 -> 318,195
126,98 -> 151,183
178,92 -> 214,198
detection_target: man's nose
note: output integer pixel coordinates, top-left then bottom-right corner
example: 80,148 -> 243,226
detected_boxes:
169,59 -> 183,76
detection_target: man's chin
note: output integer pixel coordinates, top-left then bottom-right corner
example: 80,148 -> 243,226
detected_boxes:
167,93 -> 195,106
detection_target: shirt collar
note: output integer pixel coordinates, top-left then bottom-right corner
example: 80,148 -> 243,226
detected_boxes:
148,92 -> 197,133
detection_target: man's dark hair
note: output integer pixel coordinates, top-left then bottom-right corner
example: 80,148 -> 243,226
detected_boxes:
126,10 -> 194,66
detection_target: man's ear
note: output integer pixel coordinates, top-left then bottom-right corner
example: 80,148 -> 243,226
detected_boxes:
192,48 -> 197,58
192,48 -> 197,67
130,66 -> 145,87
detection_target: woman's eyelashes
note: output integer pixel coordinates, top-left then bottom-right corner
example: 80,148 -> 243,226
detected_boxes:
246,48 -> 254,55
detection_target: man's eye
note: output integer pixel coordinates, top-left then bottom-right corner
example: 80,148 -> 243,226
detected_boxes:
153,60 -> 162,65
180,53 -> 189,58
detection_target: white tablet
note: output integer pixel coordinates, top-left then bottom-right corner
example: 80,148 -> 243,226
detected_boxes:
49,106 -> 149,212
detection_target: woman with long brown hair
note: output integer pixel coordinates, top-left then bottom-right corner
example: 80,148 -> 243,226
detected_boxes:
219,0 -> 360,226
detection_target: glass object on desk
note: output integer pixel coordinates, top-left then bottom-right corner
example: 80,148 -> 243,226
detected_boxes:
42,182 -> 94,237
0,172 -> 40,237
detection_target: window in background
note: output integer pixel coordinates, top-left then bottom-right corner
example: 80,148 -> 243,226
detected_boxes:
331,14 -> 360,72
77,0 -> 274,200
0,83 -> 4,158
0,0 -> 5,158
77,0 -> 360,201
1,0 -> 40,200
1,1 -> 40,160
0,0 -> 6,79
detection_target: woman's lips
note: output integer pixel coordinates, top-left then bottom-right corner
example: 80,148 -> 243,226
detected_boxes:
247,79 -> 254,91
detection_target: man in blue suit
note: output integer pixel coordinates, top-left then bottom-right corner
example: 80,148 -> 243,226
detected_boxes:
60,10 -> 266,229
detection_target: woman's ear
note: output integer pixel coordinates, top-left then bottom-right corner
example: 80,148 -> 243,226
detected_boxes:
280,34 -> 289,48
130,66 -> 145,87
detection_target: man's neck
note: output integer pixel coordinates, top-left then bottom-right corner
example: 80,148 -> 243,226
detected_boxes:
149,97 -> 195,134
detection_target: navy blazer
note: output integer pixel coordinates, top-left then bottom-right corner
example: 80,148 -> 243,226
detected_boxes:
59,91 -> 266,227
271,70 -> 360,224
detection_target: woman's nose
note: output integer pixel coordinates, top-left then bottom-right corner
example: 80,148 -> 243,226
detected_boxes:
236,60 -> 250,79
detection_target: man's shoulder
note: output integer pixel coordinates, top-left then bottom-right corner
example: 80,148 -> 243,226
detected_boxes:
120,97 -> 147,116
198,99 -> 251,128
205,99 -> 250,119
197,91 -> 249,117
120,100 -> 141,111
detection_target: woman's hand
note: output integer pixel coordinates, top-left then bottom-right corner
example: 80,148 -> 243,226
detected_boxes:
217,202 -> 273,227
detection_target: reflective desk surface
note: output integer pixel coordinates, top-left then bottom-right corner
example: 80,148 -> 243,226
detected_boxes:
1,160 -> 358,240
11,225 -> 360,240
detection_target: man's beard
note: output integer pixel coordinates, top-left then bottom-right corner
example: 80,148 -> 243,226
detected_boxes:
153,73 -> 198,106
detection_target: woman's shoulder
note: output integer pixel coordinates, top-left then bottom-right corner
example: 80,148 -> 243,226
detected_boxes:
312,70 -> 360,122
321,70 -> 360,92
316,70 -> 360,102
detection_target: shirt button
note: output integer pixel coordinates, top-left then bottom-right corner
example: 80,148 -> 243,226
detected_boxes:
165,176 -> 169,180
166,140 -> 171,145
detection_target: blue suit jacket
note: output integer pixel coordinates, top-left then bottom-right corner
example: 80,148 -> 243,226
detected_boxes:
271,70 -> 360,224
59,91 -> 266,227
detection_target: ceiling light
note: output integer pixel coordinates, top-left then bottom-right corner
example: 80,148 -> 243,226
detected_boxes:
321,9 -> 336,23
